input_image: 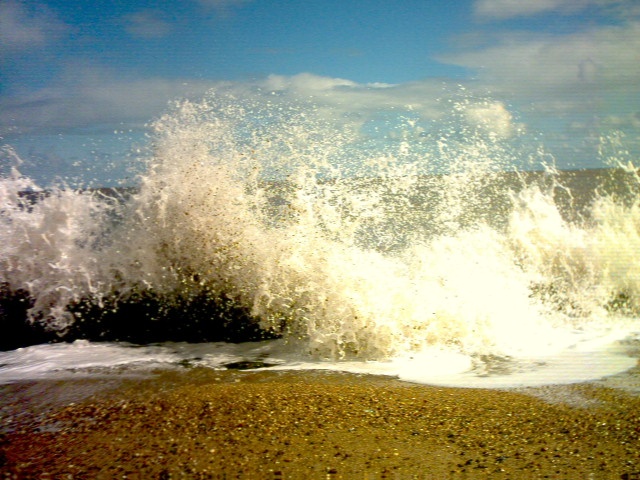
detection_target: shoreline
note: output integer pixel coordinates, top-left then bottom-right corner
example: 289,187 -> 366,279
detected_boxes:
2,368 -> 640,478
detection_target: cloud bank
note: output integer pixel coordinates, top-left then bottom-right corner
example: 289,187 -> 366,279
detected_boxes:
440,19 -> 640,118
1,68 -> 518,142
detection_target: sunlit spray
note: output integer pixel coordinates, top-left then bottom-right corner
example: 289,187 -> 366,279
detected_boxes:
1,93 -> 638,386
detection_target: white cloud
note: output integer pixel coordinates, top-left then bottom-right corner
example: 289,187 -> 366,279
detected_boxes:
122,10 -> 173,39
439,21 -> 640,114
475,0 -> 566,19
0,66 -> 216,135
256,73 -> 445,122
263,73 -> 358,93
0,0 -> 67,51
473,0 -> 618,20
606,2 -> 640,19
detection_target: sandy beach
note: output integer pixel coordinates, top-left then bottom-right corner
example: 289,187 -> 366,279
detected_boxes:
1,368 -> 639,479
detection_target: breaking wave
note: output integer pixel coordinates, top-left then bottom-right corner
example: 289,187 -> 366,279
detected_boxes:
1,93 -> 639,372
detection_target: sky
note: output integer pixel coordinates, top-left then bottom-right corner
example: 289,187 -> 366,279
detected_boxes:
1,0 -> 639,185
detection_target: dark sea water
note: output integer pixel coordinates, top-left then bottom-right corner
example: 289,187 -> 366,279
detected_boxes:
1,94 -> 639,388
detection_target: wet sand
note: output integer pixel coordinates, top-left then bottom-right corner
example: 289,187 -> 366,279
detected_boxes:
1,368 -> 640,479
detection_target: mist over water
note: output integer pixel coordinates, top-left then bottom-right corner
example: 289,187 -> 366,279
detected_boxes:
1,92 -> 639,387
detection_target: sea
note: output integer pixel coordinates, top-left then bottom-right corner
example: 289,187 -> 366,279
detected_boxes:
1,93 -> 639,391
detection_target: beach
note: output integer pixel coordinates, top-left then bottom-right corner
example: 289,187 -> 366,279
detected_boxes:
2,368 -> 639,479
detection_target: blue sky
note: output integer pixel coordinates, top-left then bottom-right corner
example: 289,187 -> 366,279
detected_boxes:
1,0 -> 639,185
